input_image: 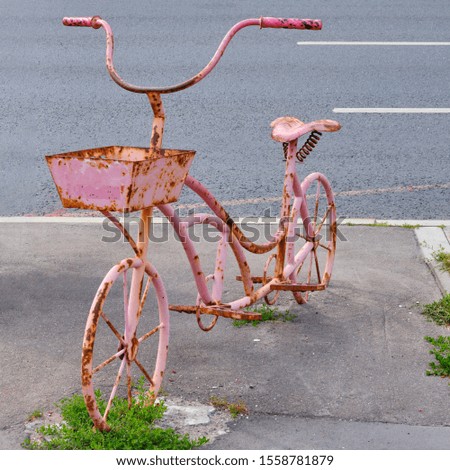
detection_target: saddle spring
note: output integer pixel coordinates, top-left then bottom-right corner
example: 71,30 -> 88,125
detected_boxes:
282,130 -> 322,162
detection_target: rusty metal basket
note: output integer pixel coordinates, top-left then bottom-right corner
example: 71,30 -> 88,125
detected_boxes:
46,146 -> 195,212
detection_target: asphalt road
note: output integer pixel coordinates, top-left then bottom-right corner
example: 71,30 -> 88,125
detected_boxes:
0,0 -> 449,218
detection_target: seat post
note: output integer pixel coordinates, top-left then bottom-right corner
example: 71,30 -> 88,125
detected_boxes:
275,139 -> 298,279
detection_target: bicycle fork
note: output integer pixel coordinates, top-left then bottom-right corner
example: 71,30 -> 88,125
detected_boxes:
124,207 -> 153,360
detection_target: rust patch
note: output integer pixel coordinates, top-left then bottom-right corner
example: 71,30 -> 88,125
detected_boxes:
81,348 -> 93,387
151,126 -> 160,148
129,336 -> 139,361
48,146 -> 195,211
169,304 -> 262,322
83,394 -> 96,414
82,281 -> 112,388
272,282 -> 326,292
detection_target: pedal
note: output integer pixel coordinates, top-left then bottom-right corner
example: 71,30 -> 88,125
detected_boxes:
236,275 -> 272,284
271,282 -> 326,292
169,304 -> 262,321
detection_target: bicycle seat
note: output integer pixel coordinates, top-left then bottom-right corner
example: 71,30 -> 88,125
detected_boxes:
270,116 -> 341,143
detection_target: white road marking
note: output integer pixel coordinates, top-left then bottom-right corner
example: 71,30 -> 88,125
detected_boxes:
1,183 -> 448,220
175,182 -> 450,210
333,108 -> 450,113
1,217 -> 449,227
297,41 -> 450,46
296,41 -> 450,114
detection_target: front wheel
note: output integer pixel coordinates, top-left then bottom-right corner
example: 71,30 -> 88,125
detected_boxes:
81,258 -> 169,431
291,173 -> 336,303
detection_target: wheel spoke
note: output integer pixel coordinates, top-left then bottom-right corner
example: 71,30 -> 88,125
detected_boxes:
134,357 -> 154,386
101,311 -> 126,346
103,357 -> 126,421
126,361 -> 132,408
307,251 -> 314,284
296,231 -> 331,251
136,276 -> 152,322
315,205 -> 332,236
317,241 -> 331,252
138,324 -> 162,343
93,348 -> 125,374
313,248 -> 321,282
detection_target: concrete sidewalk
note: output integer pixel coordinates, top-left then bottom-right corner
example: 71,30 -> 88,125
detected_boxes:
0,219 -> 449,449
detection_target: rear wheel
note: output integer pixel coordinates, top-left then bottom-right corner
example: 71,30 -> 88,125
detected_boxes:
291,173 -> 336,304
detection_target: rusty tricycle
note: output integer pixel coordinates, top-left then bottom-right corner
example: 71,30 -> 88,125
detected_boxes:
47,15 -> 341,431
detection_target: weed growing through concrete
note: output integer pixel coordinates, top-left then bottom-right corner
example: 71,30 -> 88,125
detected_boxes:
22,385 -> 207,450
27,410 -> 43,421
432,248 -> 450,274
233,303 -> 296,327
424,336 -> 450,378
366,222 -> 390,227
422,294 -> 450,327
228,402 -> 249,419
210,396 -> 248,419
344,222 -> 391,227
401,223 -> 421,229
345,222 -> 422,228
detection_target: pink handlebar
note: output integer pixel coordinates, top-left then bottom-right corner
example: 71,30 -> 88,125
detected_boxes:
62,16 -> 101,29
61,16 -> 322,94
260,17 -> 322,30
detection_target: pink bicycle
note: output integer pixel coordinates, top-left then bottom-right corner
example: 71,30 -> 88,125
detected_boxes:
47,16 -> 341,431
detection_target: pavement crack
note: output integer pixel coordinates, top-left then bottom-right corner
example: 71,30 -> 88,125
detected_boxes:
244,410 -> 450,429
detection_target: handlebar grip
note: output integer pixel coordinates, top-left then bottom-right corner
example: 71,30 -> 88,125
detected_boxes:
62,16 -> 102,29
260,17 -> 322,30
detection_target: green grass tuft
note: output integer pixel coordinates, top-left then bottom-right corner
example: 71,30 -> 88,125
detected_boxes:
210,396 -> 248,419
27,410 -> 43,421
366,222 -> 390,227
422,294 -> 450,327
22,385 -> 207,450
433,248 -> 450,274
425,336 -> 450,378
233,304 -> 296,327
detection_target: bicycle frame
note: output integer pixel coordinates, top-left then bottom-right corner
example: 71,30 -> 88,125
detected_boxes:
100,146 -> 336,311
65,14 -> 334,316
